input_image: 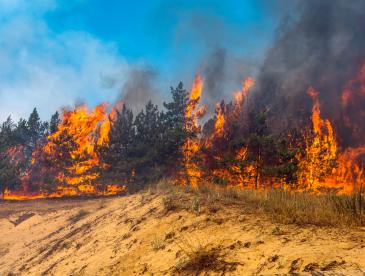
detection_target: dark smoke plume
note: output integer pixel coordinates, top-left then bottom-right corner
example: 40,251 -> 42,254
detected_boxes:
119,67 -> 161,113
254,0 -> 365,148
202,48 -> 226,108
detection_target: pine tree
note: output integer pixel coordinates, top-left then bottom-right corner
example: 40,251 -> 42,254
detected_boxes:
161,82 -> 190,175
0,154 -> 19,197
133,101 -> 164,183
0,118 -> 20,196
97,105 -> 136,186
27,108 -> 47,149
49,111 -> 60,134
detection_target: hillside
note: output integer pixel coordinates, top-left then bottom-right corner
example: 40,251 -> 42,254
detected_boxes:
1,187 -> 365,275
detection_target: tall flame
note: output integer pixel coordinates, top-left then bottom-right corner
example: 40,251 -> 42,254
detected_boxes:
296,87 -> 364,194
214,103 -> 225,138
234,77 -> 254,106
181,74 -> 205,187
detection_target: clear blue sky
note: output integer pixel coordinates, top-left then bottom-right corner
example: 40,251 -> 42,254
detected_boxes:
0,0 -> 289,120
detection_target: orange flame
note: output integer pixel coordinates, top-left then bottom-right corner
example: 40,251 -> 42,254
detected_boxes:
234,77 -> 254,106
181,74 -> 206,187
296,87 -> 364,194
214,103 -> 225,137
5,103 -> 126,200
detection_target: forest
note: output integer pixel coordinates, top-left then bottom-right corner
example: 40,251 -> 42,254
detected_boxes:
0,74 -> 363,199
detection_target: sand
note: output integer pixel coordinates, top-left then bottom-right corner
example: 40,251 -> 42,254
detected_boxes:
0,191 -> 364,275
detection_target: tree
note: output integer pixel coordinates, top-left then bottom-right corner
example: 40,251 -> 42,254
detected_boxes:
133,101 -> 164,183
30,128 -> 79,192
0,154 -> 19,197
97,105 -> 136,186
245,110 -> 299,189
27,108 -> 47,150
49,111 -> 60,134
161,82 -> 191,175
0,118 -> 20,196
0,117 -> 16,148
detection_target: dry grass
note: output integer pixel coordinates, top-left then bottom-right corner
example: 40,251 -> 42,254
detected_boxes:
151,236 -> 166,251
173,235 -> 241,275
153,180 -> 365,227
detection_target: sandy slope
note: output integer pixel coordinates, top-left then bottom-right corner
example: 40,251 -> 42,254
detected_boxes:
0,190 -> 365,275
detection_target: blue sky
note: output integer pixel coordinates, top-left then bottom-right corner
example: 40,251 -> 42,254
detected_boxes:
0,0 -> 289,120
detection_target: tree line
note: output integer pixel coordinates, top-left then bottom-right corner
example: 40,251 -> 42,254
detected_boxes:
0,81 -> 333,195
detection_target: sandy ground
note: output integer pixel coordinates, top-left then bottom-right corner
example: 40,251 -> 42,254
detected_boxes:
1,190 -> 365,275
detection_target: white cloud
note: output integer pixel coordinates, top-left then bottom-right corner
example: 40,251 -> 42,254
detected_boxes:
0,1 -> 129,121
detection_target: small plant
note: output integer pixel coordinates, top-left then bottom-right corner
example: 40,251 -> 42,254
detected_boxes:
174,235 -> 240,274
68,209 -> 89,223
191,197 -> 200,215
151,237 -> 165,251
272,226 -> 284,236
163,195 -> 178,212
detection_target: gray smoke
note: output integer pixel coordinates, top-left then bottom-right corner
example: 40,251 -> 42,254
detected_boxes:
202,48 -> 226,108
254,0 -> 365,147
119,67 -> 161,114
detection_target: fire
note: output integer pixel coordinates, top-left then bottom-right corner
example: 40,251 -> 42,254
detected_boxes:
234,77 -> 254,106
214,77 -> 254,139
185,74 -> 205,130
42,104 -> 109,185
3,185 -> 126,200
342,63 -> 365,107
205,77 -> 257,188
181,74 -> 206,187
2,64 -> 364,199
4,103 -> 126,200
296,87 -> 338,191
296,87 -> 364,194
214,103 -> 225,138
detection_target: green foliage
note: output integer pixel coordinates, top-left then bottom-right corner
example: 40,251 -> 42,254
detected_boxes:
97,82 -> 191,189
161,82 -> 191,171
0,154 -> 19,196
97,105 -> 136,186
49,111 -> 60,134
0,117 -> 20,196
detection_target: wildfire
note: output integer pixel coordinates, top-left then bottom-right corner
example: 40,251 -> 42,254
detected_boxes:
42,104 -> 110,185
3,64 -> 364,199
214,103 -> 225,138
4,103 -> 126,200
234,77 -> 254,106
181,74 -> 206,187
296,87 -> 364,194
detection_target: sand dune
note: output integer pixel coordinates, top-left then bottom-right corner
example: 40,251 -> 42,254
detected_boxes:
1,190 -> 364,275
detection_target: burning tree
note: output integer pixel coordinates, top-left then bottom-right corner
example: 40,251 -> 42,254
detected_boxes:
1,71 -> 364,199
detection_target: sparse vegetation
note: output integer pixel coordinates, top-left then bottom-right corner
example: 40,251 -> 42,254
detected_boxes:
173,236 -> 241,274
154,180 -> 365,226
162,194 -> 179,212
151,237 -> 165,251
191,197 -> 200,215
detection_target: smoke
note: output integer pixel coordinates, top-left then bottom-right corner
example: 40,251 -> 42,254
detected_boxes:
118,67 -> 161,114
201,48 -> 226,108
254,0 -> 365,147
